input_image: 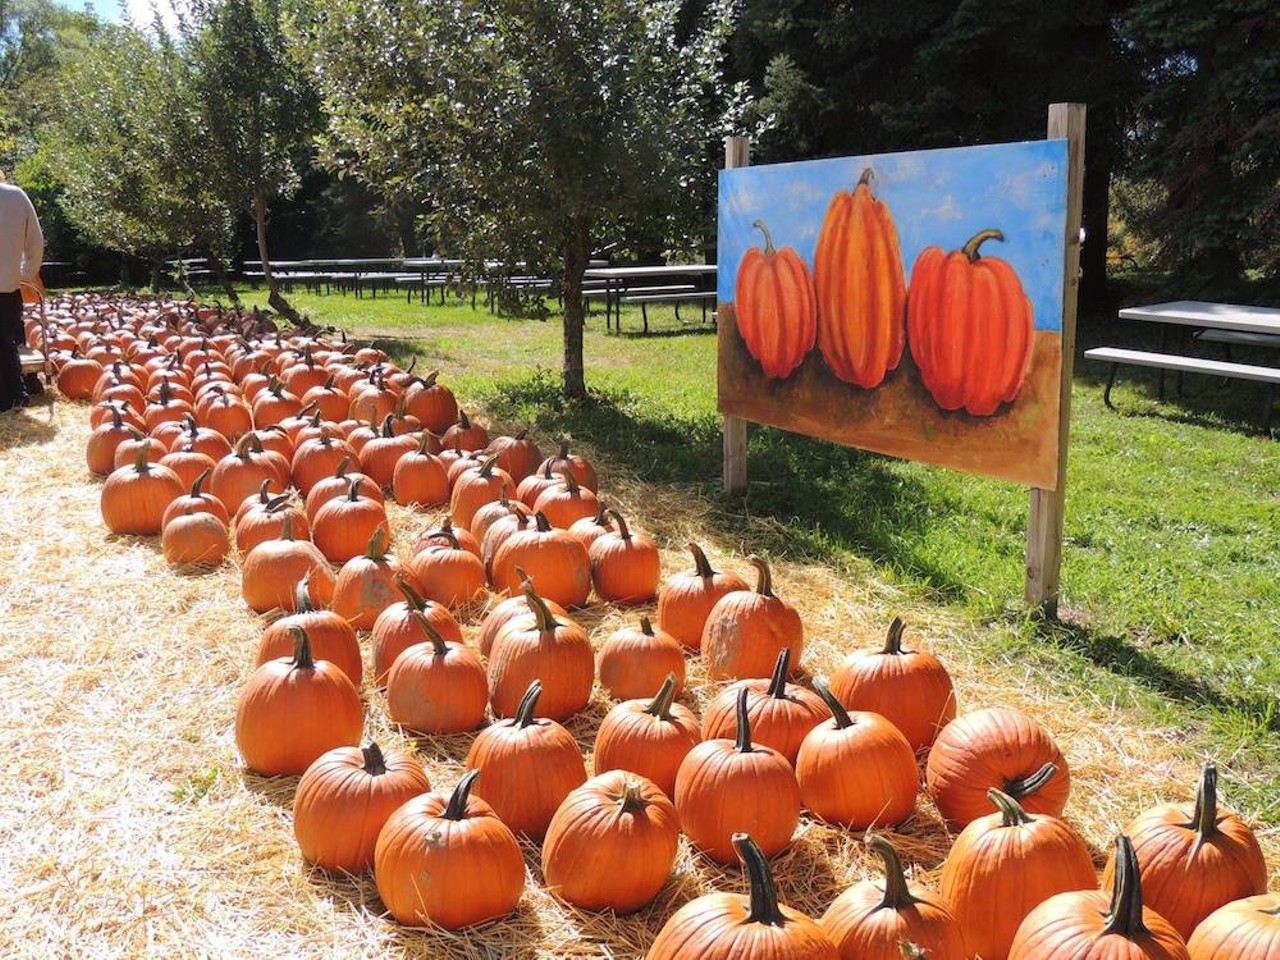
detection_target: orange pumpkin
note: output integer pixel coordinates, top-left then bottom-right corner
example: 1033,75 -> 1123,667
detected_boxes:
385,612 -> 488,734
161,507 -> 229,568
656,541 -> 748,650
813,167 -> 907,388
701,555 -> 803,680
331,524 -> 405,631
597,615 -> 687,701
369,575 -> 464,685
100,445 -> 184,536
907,228 -> 1035,416
312,476 -> 390,564
240,513 -> 336,613
734,219 -> 817,379
257,576 -> 362,687
490,512 -> 592,609
592,673 -> 701,799
1187,894 -> 1280,960
588,509 -> 660,604
699,647 -> 826,765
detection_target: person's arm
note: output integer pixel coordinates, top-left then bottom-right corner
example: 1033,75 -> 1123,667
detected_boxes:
21,190 -> 43,282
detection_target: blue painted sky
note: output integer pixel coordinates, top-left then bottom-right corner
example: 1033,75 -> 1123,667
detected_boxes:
718,140 -> 1069,332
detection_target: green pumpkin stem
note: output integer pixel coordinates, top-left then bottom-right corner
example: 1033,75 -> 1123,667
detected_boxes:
882,617 -> 907,655
748,555 -> 774,597
734,687 -> 755,753
288,625 -> 316,671
395,573 -> 427,611
867,833 -> 920,909
1101,835 -> 1151,939
365,523 -> 390,559
1005,762 -> 1058,800
962,228 -> 1005,262
987,787 -> 1036,827
688,541 -> 716,579
520,574 -> 561,633
1186,763 -> 1220,842
605,508 -> 632,542
645,674 -> 679,720
752,219 -> 776,256
362,742 -> 387,776
410,610 -> 450,656
513,680 -> 543,729
733,833 -> 786,926
813,677 -> 854,730
444,769 -> 480,821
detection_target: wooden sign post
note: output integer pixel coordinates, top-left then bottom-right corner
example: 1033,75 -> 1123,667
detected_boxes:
722,135 -> 750,494
1025,102 -> 1087,616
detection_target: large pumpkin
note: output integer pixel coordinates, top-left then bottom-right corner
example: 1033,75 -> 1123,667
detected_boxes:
1187,894 -> 1280,960
656,541 -> 749,651
813,167 -> 907,388
701,555 -> 803,681
907,228 -> 1035,416
734,219 -> 817,380
385,612 -> 488,734
592,673 -> 701,799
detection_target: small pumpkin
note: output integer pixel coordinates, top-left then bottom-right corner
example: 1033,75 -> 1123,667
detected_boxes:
487,427 -> 543,483
656,541 -> 749,651
449,453 -> 515,530
304,456 -> 383,523
588,508 -> 660,604
390,430 -> 450,507
331,524 -> 406,631
257,575 -> 362,687
400,370 -> 458,433
385,611 -> 489,734
592,673 -> 701,799
734,218 -> 818,379
536,439 -> 597,492
531,468 -> 600,530
100,444 -> 184,536
701,555 -> 803,680
699,647 -> 826,765
161,507 -> 229,568
240,513 -> 336,613
476,577 -> 567,658
369,574 -> 464,685
160,468 -> 230,528
442,409 -> 489,451
405,525 -> 487,610
597,615 -> 686,701
312,476 -> 391,564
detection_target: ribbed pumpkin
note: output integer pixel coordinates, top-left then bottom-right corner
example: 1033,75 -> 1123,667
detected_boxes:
531,469 -> 600,530
234,627 -> 363,776
813,167 -> 907,389
411,516 -> 481,559
700,648 -> 827,765
385,612 -> 488,734
941,786 -> 1097,960
161,507 -> 229,568
158,447 -> 217,491
290,428 -> 355,496
1187,894 -> 1280,960
926,707 -> 1070,829
374,770 -> 525,930
588,509 -> 660,604
470,490 -> 530,550
304,457 -> 383,523
542,771 -> 679,914
701,555 -> 803,680
464,681 -> 588,841
161,469 -> 229,527
1009,835 -> 1190,960
449,453 -> 515,529
597,615 -> 686,701
405,526 -> 487,610
293,743 -> 430,873
907,229 -> 1035,416
487,428 -> 543,483
112,429 -> 166,471
240,513 -> 336,613
537,439 -> 598,492
795,680 -> 919,829
442,409 -> 489,451
829,617 -> 957,752
1103,764 -> 1267,940
312,476 -> 390,564
487,578 -> 594,721
400,371 -> 458,433
476,580 -> 568,658
490,512 -> 592,609
657,541 -> 749,651
331,525 -> 405,631
734,219 -> 818,379
210,433 -> 281,512
257,576 -> 362,687
593,673 -> 701,799
390,431 -> 450,507
357,415 -> 419,489
566,505 -> 615,552
100,445 -> 184,536
86,404 -> 139,476
820,834 -> 967,960
674,687 -> 801,863
516,458 -> 562,508
369,575 -> 464,685
649,833 -> 839,959
234,493 -> 310,557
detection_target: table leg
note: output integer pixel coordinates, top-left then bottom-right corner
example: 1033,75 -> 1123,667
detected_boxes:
1103,363 -> 1119,410
1265,384 -> 1276,437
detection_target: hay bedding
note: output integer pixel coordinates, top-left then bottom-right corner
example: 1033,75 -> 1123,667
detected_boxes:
0,387 -> 1273,958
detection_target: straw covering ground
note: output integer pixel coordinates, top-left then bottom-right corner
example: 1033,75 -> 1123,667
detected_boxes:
0,381 -> 1276,957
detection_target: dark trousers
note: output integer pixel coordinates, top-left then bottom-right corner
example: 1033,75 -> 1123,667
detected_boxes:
0,290 -> 25,410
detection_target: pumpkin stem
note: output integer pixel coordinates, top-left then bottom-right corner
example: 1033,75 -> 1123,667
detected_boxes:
334,455 -> 352,479
520,575 -> 561,633
987,787 -> 1035,827
766,648 -> 792,699
395,573 -> 427,611
1004,762 -> 1058,801
1101,835 -> 1151,939
645,673 -> 679,719
557,439 -> 570,460
422,370 -> 439,387
734,833 -> 786,927
346,474 -> 362,502
614,777 -> 649,819
813,677 -> 853,730
558,467 -> 581,494
443,769 -> 480,821
512,427 -> 528,441
881,617 -> 906,655
899,942 -> 928,960
279,511 -> 296,542
414,430 -> 434,456
108,404 -> 125,429
639,615 -> 654,636
534,510 -> 553,533
605,508 -> 633,542
477,452 -> 500,478
752,220 -> 777,256
190,468 -> 211,498
748,555 -> 774,597
410,610 -> 450,656
294,572 -> 315,613
380,413 -> 395,438
288,625 -> 316,671
961,228 -> 1005,262
457,409 -> 472,430
688,541 -> 716,579
428,524 -> 461,551
858,167 -> 875,188
362,742 -> 387,776
264,493 -> 292,513
513,680 -> 543,729
1186,763 -> 1220,845
734,687 -> 755,753
133,442 -> 153,474
867,833 -> 920,910
365,523 -> 390,559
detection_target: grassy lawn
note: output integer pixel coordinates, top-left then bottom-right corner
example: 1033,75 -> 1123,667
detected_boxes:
224,281 -> 1280,819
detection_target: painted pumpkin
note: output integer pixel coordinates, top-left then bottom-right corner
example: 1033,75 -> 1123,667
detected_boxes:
814,168 -> 907,388
907,228 -> 1035,416
734,219 -> 817,379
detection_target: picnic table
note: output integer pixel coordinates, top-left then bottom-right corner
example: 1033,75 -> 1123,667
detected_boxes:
583,264 -> 717,333
1085,300 -> 1280,432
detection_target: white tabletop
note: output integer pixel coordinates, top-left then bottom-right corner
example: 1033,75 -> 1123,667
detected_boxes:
1118,300 -> 1280,335
584,264 -> 717,280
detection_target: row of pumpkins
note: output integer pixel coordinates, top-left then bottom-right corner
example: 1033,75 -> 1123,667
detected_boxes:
32,291 -> 1278,959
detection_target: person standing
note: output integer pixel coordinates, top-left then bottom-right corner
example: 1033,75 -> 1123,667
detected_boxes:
0,177 -> 43,412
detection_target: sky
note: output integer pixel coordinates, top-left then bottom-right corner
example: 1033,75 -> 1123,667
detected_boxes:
60,0 -> 182,33
718,139 -> 1070,332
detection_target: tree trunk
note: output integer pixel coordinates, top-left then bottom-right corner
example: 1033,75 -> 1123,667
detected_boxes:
149,256 -> 162,292
561,216 -> 590,400
207,252 -> 241,306
253,192 -> 302,325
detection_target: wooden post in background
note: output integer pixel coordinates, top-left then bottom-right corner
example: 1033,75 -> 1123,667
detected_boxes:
1025,103 -> 1087,615
722,136 -> 750,494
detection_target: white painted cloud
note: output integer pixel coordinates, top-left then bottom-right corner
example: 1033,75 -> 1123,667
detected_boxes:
919,195 -> 963,221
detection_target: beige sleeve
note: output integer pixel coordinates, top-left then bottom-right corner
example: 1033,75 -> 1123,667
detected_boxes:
21,190 -> 44,282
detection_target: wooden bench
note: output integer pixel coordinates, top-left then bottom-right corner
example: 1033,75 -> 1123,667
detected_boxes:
620,290 -> 716,333
1084,346 -> 1280,433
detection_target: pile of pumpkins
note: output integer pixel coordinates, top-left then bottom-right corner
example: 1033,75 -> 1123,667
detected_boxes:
33,291 -> 1276,959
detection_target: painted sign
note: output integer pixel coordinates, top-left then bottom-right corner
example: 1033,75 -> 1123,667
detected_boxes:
717,140 -> 1069,489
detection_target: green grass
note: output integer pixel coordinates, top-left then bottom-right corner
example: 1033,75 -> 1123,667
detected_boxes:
222,281 -> 1280,819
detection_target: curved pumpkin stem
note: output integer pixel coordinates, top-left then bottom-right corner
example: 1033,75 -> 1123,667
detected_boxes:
513,680 -> 543,729
614,777 -> 649,818
1102,835 -> 1151,939
557,468 -> 581,494
688,541 -> 716,579
133,442 -> 154,474
288,625 -> 316,671
987,787 -> 1035,827
962,228 -> 1005,262
1184,763 -> 1220,846
881,617 -> 906,655
752,220 -> 776,256
333,455 -> 352,479
278,511 -> 297,542
867,833 -> 920,910
346,474 -> 363,502
395,573 -> 428,611
190,468 -> 212,498
747,555 -> 774,597
444,769 -> 481,821
766,648 -> 792,699
734,687 -> 755,754
294,572 -> 316,614
813,677 -> 853,730
410,610 -> 450,656
533,511 -> 554,534
457,409 -> 472,430
645,673 -> 679,720
858,167 -> 875,189
380,413 -> 396,438
414,430 -> 434,456
733,833 -> 786,927
606,508 -> 633,543
638,615 -> 654,636
520,576 -> 561,633
1005,762 -> 1058,801
476,453 -> 500,478
264,494 -> 293,514
364,524 -> 390,559
362,742 -> 387,776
